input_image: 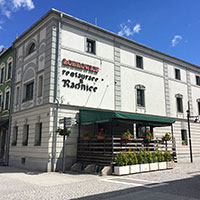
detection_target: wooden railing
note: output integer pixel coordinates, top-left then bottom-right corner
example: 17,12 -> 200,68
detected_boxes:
77,137 -> 176,166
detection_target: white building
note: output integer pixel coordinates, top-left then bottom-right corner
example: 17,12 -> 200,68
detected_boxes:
9,9 -> 200,171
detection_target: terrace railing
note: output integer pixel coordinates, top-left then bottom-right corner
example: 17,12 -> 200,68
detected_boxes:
77,137 -> 176,166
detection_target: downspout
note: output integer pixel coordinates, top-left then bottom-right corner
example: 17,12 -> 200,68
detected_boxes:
5,47 -> 16,166
52,13 -> 62,172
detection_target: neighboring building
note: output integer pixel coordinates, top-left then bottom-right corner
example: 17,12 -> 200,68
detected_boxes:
0,47 -> 13,165
9,9 -> 200,172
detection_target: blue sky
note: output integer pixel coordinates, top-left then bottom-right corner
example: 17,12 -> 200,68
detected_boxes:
0,0 -> 200,66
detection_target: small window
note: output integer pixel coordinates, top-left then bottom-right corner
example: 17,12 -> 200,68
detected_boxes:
176,97 -> 183,113
175,68 -> 181,80
38,75 -> 43,97
181,129 -> 187,145
35,123 -> 42,146
4,91 -> 10,110
25,82 -> 34,101
27,43 -> 36,55
136,125 -> 153,138
136,55 -> 143,69
0,94 -> 2,112
12,126 -> 18,146
196,76 -> 200,86
0,67 -> 4,83
86,39 -> 95,54
16,87 -> 20,105
7,62 -> 12,80
22,125 -> 29,146
198,101 -> 200,115
137,89 -> 145,107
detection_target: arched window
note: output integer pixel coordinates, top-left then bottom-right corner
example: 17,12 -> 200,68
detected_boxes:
27,42 -> 36,55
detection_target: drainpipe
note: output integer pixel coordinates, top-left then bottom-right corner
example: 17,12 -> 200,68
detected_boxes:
51,13 -> 62,172
5,47 -> 16,166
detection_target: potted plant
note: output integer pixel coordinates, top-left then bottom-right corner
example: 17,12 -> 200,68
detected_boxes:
56,127 -> 72,137
156,149 -> 166,170
121,129 -> 133,140
150,152 -> 159,171
127,150 -> 140,174
144,129 -> 153,143
162,132 -> 171,141
182,140 -> 187,146
114,152 -> 129,175
83,131 -> 90,140
96,128 -> 106,140
140,149 -> 150,172
164,151 -> 174,169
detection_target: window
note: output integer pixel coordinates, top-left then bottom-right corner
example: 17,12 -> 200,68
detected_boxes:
0,67 -> 4,83
22,125 -> 29,146
86,39 -> 95,54
196,76 -> 200,86
181,129 -> 187,145
35,123 -> 42,146
175,68 -> 181,80
12,126 -> 18,146
25,82 -> 34,101
16,87 -> 19,105
176,97 -> 183,113
4,91 -> 10,110
38,75 -> 43,97
136,125 -> 153,138
0,93 -> 2,112
198,101 -> 200,115
136,55 -> 143,69
137,89 -> 145,107
7,62 -> 12,80
27,42 -> 36,55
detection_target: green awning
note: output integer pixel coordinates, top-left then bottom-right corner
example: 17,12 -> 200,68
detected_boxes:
80,109 -> 176,126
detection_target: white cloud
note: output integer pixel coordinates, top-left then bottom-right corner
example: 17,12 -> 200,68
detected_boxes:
118,21 -> 141,37
172,35 -> 182,47
0,0 -> 34,18
13,0 -> 34,10
133,24 -> 141,33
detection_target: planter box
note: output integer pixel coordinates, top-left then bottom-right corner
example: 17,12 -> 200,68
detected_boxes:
158,162 -> 167,170
149,162 -> 158,171
166,161 -> 174,169
140,163 -> 149,172
114,166 -> 129,176
129,164 -> 140,174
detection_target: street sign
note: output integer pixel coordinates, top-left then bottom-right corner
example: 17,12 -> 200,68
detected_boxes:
59,117 -> 77,126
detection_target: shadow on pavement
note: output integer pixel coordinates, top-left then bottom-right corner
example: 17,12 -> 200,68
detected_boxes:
74,174 -> 200,200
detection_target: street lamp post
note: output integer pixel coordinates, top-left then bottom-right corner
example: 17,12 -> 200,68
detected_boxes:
186,101 -> 193,163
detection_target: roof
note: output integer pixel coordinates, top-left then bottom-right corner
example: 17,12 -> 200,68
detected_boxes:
13,8 -> 200,70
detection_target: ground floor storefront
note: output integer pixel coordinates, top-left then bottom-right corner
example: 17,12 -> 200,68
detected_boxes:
9,104 -> 200,172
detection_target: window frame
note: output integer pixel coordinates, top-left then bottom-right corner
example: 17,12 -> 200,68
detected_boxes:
135,84 -> 146,108
12,126 -> 18,146
24,81 -> 34,102
6,57 -> 13,80
176,94 -> 183,113
27,42 -> 36,56
196,75 -> 200,86
35,123 -> 42,146
0,64 -> 5,84
22,124 -> 29,146
38,75 -> 43,97
175,68 -> 181,80
4,87 -> 10,111
181,129 -> 188,145
136,55 -> 143,69
86,38 -> 96,54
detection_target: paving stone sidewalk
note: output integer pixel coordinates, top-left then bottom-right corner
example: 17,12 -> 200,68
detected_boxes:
0,160 -> 200,200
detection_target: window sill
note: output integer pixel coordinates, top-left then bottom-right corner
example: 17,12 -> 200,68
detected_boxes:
86,51 -> 96,55
22,98 -> 33,103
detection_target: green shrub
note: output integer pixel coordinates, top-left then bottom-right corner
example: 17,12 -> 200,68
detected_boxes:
156,149 -> 165,162
147,151 -> 153,163
152,152 -> 158,163
137,150 -> 145,164
143,149 -> 148,164
164,151 -> 173,162
115,152 -> 129,166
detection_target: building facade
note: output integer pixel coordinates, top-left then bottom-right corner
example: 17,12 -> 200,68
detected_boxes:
9,9 -> 200,171
0,47 -> 13,165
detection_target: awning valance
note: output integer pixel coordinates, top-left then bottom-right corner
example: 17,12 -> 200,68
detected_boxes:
80,109 -> 176,126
